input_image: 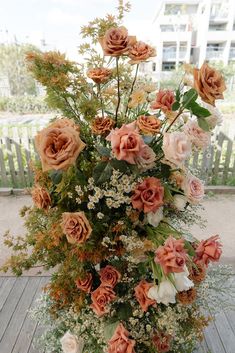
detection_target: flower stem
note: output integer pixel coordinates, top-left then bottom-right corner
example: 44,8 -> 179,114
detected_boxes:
115,57 -> 121,124
125,64 -> 139,116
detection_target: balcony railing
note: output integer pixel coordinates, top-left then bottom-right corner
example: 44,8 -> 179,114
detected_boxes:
163,47 -> 187,61
206,47 -> 224,60
229,48 -> 235,59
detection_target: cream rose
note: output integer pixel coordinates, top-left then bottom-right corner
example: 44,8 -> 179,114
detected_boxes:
147,207 -> 164,227
60,332 -> 84,353
183,120 -> 211,149
148,280 -> 177,305
162,132 -> 191,166
173,195 -> 187,211
35,120 -> 85,171
174,267 -> 194,292
135,145 -> 156,171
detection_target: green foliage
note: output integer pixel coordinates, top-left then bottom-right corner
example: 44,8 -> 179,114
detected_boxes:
0,43 -> 39,96
0,95 -> 51,114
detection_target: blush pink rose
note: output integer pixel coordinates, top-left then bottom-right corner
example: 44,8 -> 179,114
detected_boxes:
99,265 -> 121,288
134,145 -> 156,171
155,236 -> 188,274
131,177 -> 164,213
108,323 -> 136,353
90,285 -> 116,316
75,273 -> 93,293
162,132 -> 191,166
195,235 -> 222,266
182,174 -> 204,204
152,332 -> 172,353
134,280 -> 156,312
106,122 -> 145,164
183,120 -> 211,149
151,90 -> 175,111
61,212 -> 92,244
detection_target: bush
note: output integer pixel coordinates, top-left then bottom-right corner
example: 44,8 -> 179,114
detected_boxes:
0,95 -> 52,114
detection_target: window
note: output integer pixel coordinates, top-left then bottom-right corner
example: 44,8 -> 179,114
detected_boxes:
152,63 -> 156,72
162,62 -> 175,71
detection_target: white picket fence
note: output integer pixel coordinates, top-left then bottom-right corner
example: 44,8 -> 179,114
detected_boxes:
0,125 -> 235,188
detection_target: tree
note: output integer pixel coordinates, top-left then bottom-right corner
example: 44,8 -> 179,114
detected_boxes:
0,43 -> 40,96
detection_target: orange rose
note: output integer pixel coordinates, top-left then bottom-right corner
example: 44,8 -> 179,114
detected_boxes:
31,185 -> 51,210
90,285 -> 116,316
134,280 -> 156,312
137,115 -> 161,135
35,120 -> 85,171
61,212 -> 92,244
75,272 -> 93,293
108,323 -> 136,353
155,236 -> 188,274
91,116 -> 115,135
195,235 -> 222,266
99,265 -> 121,288
131,177 -> 164,213
50,117 -> 80,133
151,90 -> 175,111
87,67 -> 112,84
99,26 -> 136,57
193,63 -> 226,106
128,41 -> 156,64
152,332 -> 171,353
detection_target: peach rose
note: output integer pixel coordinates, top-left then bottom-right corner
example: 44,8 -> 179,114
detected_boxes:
151,90 -> 175,111
35,121 -> 85,171
87,67 -> 112,84
162,132 -> 191,166
131,177 -> 164,213
155,236 -> 188,274
99,26 -> 136,57
152,332 -> 171,353
106,122 -> 145,164
108,323 -> 136,353
134,280 -> 156,312
134,145 -> 156,171
91,116 -> 115,135
99,265 -> 121,288
183,120 -> 211,149
128,41 -> 156,64
194,62 -> 226,106
182,173 -> 204,204
50,118 -> 80,133
90,285 -> 116,316
31,185 -> 51,210
75,273 -> 93,293
61,212 -> 92,244
136,115 -> 161,135
195,235 -> 222,266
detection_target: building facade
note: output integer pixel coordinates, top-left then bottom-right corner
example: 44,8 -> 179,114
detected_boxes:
140,0 -> 235,78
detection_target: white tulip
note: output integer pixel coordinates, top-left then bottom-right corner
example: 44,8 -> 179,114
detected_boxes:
173,195 -> 187,211
147,207 -> 164,227
147,279 -> 177,305
60,332 -> 84,353
174,271 -> 194,292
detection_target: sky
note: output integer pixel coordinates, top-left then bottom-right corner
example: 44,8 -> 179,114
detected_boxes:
0,0 -> 163,59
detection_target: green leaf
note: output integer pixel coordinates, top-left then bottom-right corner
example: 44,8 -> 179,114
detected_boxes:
49,170 -> 63,185
104,321 -> 119,341
175,87 -> 181,102
96,145 -> 111,157
116,303 -> 132,320
182,88 -> 198,108
93,161 -> 113,185
197,117 -> 210,131
190,101 -> 211,118
164,185 -> 174,202
184,240 -> 196,257
172,101 -> 180,111
110,159 -> 130,173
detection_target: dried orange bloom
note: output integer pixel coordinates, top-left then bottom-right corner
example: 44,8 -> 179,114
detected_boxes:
128,41 -> 156,64
137,115 -> 161,135
177,287 -> 197,305
189,263 -> 206,284
87,67 -> 112,84
91,116 -> 115,135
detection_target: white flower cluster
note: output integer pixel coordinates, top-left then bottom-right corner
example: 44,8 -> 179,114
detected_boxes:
87,170 -> 138,210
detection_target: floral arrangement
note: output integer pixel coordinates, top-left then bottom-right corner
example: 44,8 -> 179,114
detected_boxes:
2,2 -> 231,353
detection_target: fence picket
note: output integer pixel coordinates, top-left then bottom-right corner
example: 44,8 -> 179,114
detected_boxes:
223,138 -> 233,184
213,132 -> 225,184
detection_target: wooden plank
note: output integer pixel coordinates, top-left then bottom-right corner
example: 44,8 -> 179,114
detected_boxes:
0,277 -> 41,353
28,322 -> 46,353
0,277 -> 28,341
225,309 -> 235,335
200,148 -> 210,182
0,277 -> 16,311
207,144 -> 215,185
5,136 -> 18,187
0,141 -> 8,186
222,139 -> 233,184
213,132 -> 225,184
14,141 -> 27,187
214,311 -> 235,353
193,339 -> 210,353
11,277 -> 48,353
22,127 -> 33,186
204,319 -> 226,353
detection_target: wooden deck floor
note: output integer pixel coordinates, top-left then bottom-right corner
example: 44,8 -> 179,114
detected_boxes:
0,276 -> 234,353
